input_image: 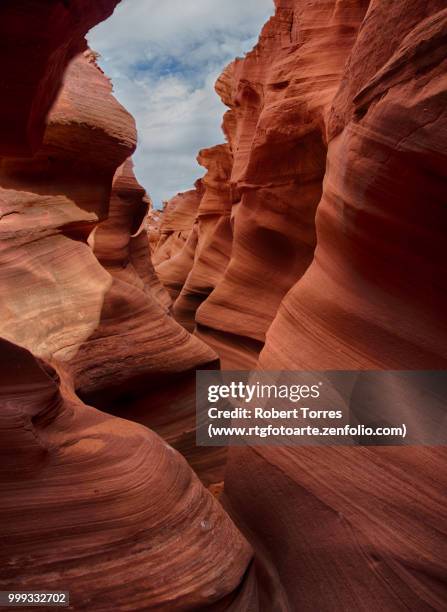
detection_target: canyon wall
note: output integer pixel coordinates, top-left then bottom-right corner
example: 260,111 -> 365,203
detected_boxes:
154,0 -> 372,367
170,145 -> 234,332
1,0 -> 446,610
0,3 -> 253,608
155,0 -> 447,609
0,339 -> 251,609
0,0 -> 122,156
152,182 -> 203,269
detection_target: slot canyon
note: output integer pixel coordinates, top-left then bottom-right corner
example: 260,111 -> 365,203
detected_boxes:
0,1 -> 446,610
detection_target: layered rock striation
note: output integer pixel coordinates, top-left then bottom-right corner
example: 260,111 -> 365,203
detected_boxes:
156,0 -> 447,609
71,157 -> 215,407
2,0 -> 447,610
226,2 -> 447,609
169,144 -> 234,331
0,20 -> 250,609
260,0 -> 447,371
0,0 -> 121,156
0,51 -> 133,362
0,338 -> 252,610
152,182 -> 203,270
155,0 -> 372,367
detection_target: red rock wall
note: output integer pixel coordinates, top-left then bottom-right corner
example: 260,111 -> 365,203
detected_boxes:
172,144 -> 234,331
223,1 -> 447,609
0,15 -> 252,608
0,339 -> 251,609
0,51 -> 132,362
159,0 -> 371,367
2,0 -> 447,610
71,156 -> 216,405
0,0 -> 121,156
0,34 -> 222,492
152,181 -> 203,269
260,0 -> 447,371
156,1 -> 447,608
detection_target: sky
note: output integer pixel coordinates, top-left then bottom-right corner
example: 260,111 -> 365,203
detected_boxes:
88,0 -> 274,208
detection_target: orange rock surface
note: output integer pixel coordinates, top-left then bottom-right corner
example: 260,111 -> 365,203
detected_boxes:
72,158 -> 216,406
0,0 -> 121,156
0,339 -> 252,609
158,0 -> 371,367
260,0 -> 447,371
2,0 -> 447,610
0,51 -> 133,362
171,144 -> 233,331
224,1 -> 447,609
156,1 -> 447,608
152,182 -> 203,270
146,207 -> 163,252
0,42 -> 250,610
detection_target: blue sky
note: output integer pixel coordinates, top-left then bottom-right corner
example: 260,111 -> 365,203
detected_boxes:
88,0 -> 274,207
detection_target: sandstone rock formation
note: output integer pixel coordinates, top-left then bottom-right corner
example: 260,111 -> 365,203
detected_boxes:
2,0 -> 447,610
0,51 -> 133,362
152,181 -> 203,269
146,207 -> 163,253
66,155 -> 220,485
156,0 -> 447,609
0,31 -> 250,610
170,144 -> 233,331
154,0 -> 372,367
0,46 -> 216,392
0,0 -> 121,156
0,338 -> 252,610
71,157 -> 215,407
260,0 -> 447,372
223,445 -> 447,610
223,1 -> 447,609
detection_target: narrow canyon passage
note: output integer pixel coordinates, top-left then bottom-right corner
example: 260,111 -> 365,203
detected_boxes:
0,1 -> 446,611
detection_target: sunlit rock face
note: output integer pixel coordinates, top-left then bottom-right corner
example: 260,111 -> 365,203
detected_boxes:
146,207 -> 163,253
0,44 -> 216,384
171,144 -> 234,331
260,0 -> 447,372
2,0 -> 446,610
0,0 -> 121,156
0,34 -> 220,501
159,0 -> 370,367
0,9 -> 253,610
71,158 -> 217,407
0,51 -> 134,362
152,182 -> 203,271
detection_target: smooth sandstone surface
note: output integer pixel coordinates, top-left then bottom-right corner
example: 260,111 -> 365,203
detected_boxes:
152,182 -> 203,271
193,0 -> 362,365
0,18 -> 252,611
0,51 -> 134,362
173,144 -> 234,331
155,0 -> 447,609
0,339 -> 252,610
156,0 -> 371,367
0,34 -> 250,609
224,1 -> 447,609
0,0 -> 121,156
0,48 -> 216,386
260,1 -> 447,371
72,159 -> 217,405
223,444 -> 447,611
2,0 -> 447,610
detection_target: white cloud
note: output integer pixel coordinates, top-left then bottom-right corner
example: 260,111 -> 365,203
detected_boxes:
88,0 -> 274,206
